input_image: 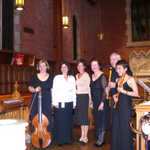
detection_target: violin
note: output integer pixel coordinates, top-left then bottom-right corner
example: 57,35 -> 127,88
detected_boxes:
113,73 -> 125,109
31,91 -> 51,148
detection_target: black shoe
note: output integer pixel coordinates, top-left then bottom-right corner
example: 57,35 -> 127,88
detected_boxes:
80,141 -> 88,146
76,139 -> 81,143
64,142 -> 72,145
58,144 -> 63,147
94,142 -> 105,147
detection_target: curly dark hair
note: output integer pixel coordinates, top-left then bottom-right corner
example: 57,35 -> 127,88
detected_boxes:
59,61 -> 71,75
77,59 -> 87,71
90,59 -> 101,67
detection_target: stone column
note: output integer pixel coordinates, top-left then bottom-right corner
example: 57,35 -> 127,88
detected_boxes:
13,10 -> 21,52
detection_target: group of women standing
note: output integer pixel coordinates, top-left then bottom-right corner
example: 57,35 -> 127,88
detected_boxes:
28,55 -> 139,150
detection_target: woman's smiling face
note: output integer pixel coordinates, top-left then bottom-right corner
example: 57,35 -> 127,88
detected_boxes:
116,65 -> 127,77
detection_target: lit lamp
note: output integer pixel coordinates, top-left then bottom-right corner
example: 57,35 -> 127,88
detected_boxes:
15,0 -> 24,11
97,33 -> 104,40
62,16 -> 69,29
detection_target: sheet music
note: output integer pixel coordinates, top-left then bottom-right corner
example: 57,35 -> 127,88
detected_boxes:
138,80 -> 150,92
138,101 -> 150,106
3,99 -> 22,104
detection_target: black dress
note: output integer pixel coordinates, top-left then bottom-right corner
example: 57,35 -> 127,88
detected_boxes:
111,82 -> 133,150
110,67 -> 118,97
28,74 -> 53,134
90,74 -> 110,138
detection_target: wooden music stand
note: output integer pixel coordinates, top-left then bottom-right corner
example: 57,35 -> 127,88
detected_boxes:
134,102 -> 150,150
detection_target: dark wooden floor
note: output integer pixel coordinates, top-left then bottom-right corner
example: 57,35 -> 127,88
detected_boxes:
26,127 -> 111,150
26,127 -> 137,150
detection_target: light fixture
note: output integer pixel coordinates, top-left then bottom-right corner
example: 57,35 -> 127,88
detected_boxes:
15,0 -> 24,11
97,33 -> 104,40
62,16 -> 69,29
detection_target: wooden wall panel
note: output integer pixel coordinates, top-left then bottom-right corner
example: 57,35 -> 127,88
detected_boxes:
0,65 -> 35,94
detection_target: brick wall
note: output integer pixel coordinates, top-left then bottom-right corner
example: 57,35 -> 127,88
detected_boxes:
20,0 -> 56,61
98,0 -> 150,64
62,0 -> 100,63
62,0 -> 150,64
18,0 -> 150,64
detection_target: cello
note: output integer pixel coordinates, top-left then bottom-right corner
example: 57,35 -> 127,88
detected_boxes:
31,90 -> 51,148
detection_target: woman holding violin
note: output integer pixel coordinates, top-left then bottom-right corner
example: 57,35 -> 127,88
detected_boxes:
111,60 -> 139,150
28,59 -> 53,148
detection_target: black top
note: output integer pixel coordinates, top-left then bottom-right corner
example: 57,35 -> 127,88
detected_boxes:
110,67 -> 118,96
110,66 -> 133,96
28,74 -> 53,119
90,74 -> 107,105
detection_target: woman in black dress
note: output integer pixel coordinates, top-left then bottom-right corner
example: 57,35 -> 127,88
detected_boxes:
90,60 -> 110,147
28,59 -> 53,146
111,60 -> 139,150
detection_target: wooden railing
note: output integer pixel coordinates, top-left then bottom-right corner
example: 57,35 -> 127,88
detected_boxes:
0,65 -> 35,94
0,61 -> 56,95
0,94 -> 32,121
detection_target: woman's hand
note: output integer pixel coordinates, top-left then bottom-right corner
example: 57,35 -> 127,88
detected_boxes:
89,101 -> 93,109
105,87 -> 110,95
98,102 -> 104,111
117,87 -> 125,93
108,82 -> 116,88
113,94 -> 119,102
54,105 -> 59,109
35,86 -> 41,92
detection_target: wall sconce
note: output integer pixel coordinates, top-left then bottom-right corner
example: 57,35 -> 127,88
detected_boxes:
15,0 -> 24,11
62,16 -> 69,29
97,33 -> 104,40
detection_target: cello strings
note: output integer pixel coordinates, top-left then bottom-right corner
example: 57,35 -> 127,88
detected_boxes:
28,92 -> 38,120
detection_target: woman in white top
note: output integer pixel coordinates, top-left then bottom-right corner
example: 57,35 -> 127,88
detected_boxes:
74,59 -> 91,145
52,61 -> 76,146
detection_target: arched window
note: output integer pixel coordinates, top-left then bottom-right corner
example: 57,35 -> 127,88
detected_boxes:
126,0 -> 150,46
131,0 -> 150,41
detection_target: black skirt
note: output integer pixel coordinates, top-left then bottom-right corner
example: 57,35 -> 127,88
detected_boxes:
54,102 -> 74,145
75,94 -> 90,125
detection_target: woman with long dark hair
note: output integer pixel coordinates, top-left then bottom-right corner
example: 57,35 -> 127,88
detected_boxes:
52,61 -> 76,146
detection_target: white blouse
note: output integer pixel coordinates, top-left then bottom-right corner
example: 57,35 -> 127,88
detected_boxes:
52,74 -> 76,108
